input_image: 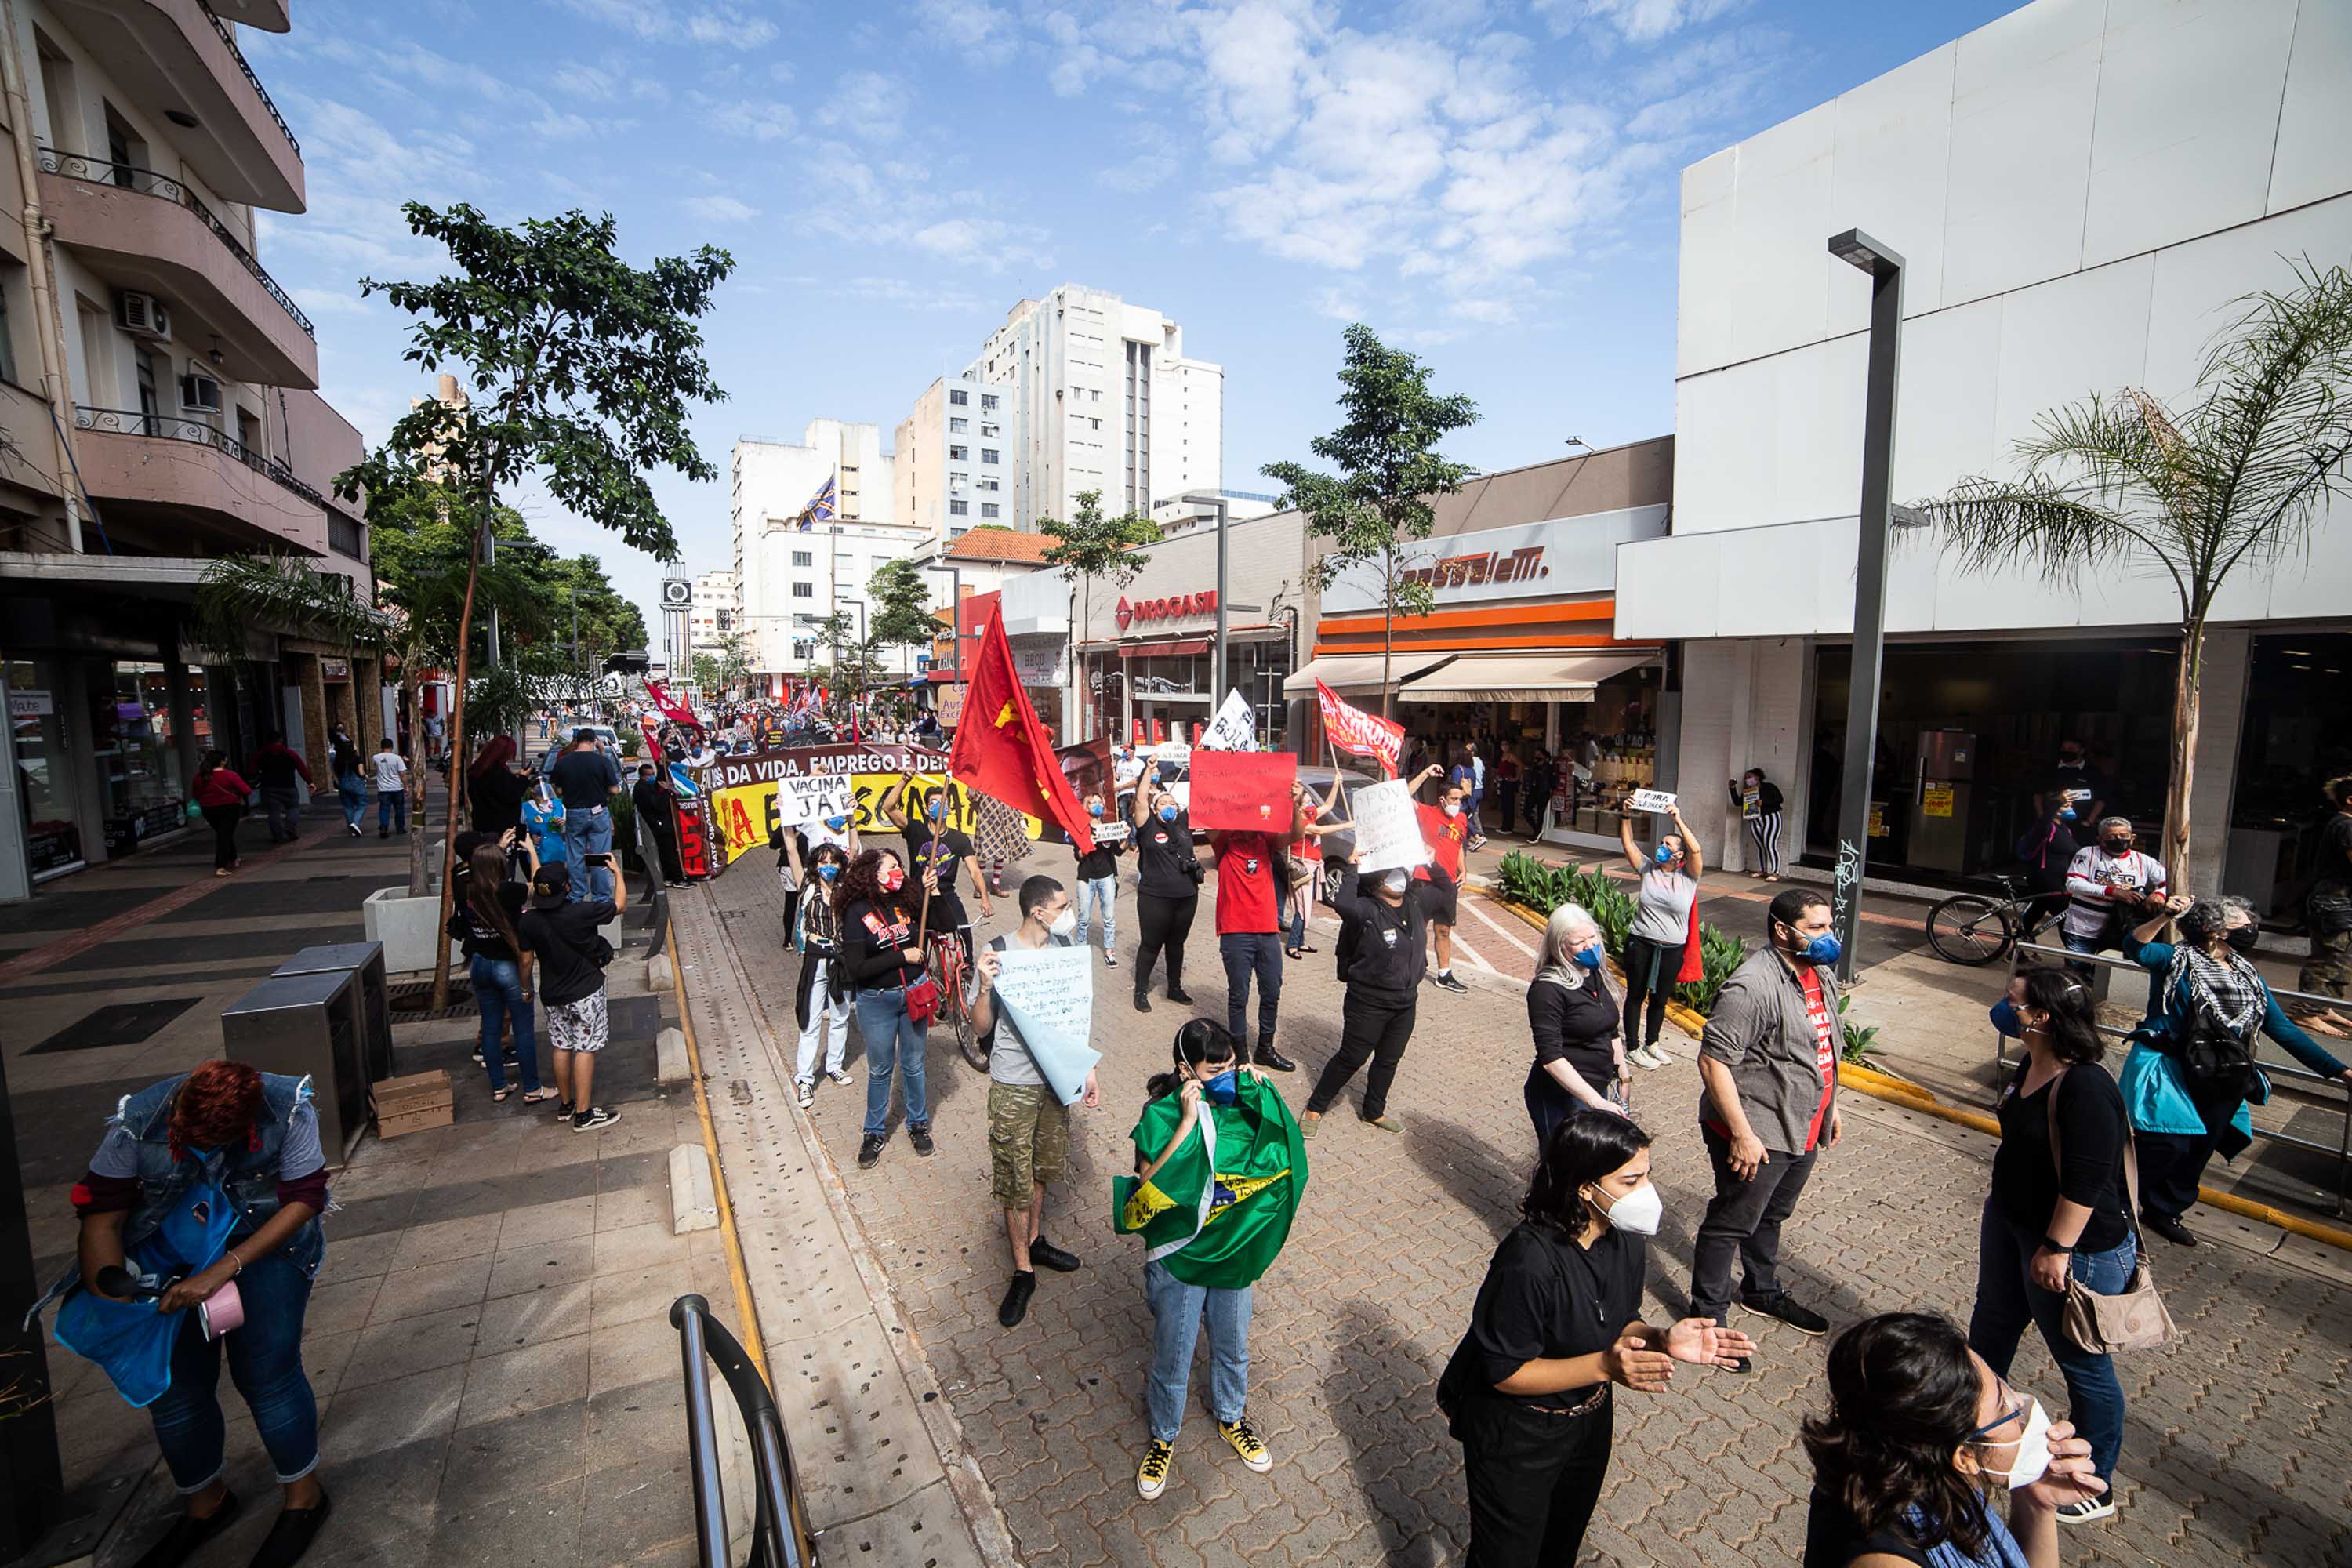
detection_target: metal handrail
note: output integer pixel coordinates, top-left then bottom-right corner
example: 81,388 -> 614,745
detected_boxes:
36,147 -> 314,337
198,1 -> 300,158
1999,938 -> 2352,1214
672,1294 -> 814,1568
74,405 -> 328,510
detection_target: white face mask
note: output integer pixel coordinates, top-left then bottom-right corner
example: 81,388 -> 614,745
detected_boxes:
1977,1396 -> 2053,1490
1047,907 -> 1078,938
1587,1179 -> 1663,1236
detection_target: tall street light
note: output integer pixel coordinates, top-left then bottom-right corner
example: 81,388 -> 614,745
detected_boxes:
1179,491 -> 1231,702
1827,227 -> 1905,982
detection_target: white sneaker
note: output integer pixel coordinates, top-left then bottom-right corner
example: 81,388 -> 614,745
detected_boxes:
796,1079 -> 815,1109
1635,1044 -> 1670,1070
826,1068 -> 852,1086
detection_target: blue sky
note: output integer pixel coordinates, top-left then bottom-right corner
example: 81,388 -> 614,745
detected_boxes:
244,0 -> 2018,637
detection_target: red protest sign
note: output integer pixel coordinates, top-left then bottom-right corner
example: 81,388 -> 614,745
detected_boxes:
1316,680 -> 1404,777
1187,750 -> 1297,832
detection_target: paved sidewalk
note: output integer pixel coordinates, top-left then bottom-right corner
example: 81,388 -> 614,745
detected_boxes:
9,802 -> 720,1568
693,848 -> 2352,1568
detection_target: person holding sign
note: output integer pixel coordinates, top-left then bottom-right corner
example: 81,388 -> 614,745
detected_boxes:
970,876 -> 1103,1330
791,842 -> 857,1110
1073,791 -> 1125,967
1210,779 -> 1308,1073
1410,764 -> 1473,995
1617,803 -> 1703,1072
1302,848 -> 1429,1135
1130,774 -> 1203,1014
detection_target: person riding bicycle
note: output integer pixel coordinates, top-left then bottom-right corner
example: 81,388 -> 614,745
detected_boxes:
880,773 -> 998,951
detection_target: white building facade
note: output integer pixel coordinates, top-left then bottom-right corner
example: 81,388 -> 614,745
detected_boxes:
893,376 -> 1019,539
688,570 -> 738,656
1617,0 -> 2352,909
731,423 -> 920,682
964,284 -> 1223,531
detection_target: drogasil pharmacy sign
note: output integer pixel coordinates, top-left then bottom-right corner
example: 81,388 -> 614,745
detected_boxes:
1112,590 -> 1219,630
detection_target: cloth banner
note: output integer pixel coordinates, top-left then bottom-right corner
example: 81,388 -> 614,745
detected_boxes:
990,945 -> 1101,1108
949,604 -> 1096,853
1186,750 -> 1296,832
1316,681 -> 1404,778
1113,1073 -> 1307,1290
1348,779 -> 1432,874
644,680 -> 701,733
1200,690 -> 1257,752
704,742 -> 968,866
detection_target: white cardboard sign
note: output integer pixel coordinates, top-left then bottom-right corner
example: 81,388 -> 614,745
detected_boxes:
1348,779 -> 1432,875
989,944 -> 1101,1107
774,774 -> 855,827
1629,789 -> 1678,815
1200,691 -> 1256,752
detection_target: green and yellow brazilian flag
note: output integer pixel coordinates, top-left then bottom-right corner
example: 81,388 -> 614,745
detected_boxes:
1112,1073 -> 1308,1290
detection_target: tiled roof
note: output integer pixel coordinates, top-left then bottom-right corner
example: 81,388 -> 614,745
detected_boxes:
944,529 -> 1057,564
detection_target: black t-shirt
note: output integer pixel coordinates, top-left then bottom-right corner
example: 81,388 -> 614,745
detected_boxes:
1134,811 -> 1198,900
633,778 -> 672,827
840,896 -> 925,992
447,879 -> 528,963
1528,971 -> 1618,1094
1801,1490 -> 1936,1568
1075,831 -> 1124,882
2318,814 -> 2352,894
548,747 -> 620,810
470,767 -> 527,836
903,826 -> 975,927
1991,1062 -> 2129,1254
519,897 -> 617,1005
1439,1221 -> 1645,1410
1330,878 -> 1426,996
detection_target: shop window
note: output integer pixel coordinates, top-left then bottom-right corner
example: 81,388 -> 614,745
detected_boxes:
96,660 -> 188,855
2230,632 -> 2352,920
7,659 -> 79,873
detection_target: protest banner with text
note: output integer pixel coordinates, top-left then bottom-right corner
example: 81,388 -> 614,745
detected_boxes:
990,945 -> 1101,1107
1186,750 -> 1298,833
1347,779 -> 1432,873
1316,681 -> 1405,777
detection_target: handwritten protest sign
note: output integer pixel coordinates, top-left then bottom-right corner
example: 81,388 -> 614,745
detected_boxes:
1186,751 -> 1296,832
1315,680 -> 1404,777
991,944 -> 1101,1107
1348,779 -> 1431,873
1091,819 -> 1131,844
1200,690 -> 1258,752
1629,789 -> 1679,815
772,774 -> 855,827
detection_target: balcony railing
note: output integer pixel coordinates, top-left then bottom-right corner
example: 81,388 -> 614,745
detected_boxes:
198,0 -> 299,158
75,405 -> 328,510
38,149 -> 314,339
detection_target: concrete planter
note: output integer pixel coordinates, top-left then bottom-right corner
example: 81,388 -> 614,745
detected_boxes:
364,887 -> 456,976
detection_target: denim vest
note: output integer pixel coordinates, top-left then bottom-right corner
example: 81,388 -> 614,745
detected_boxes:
27,1071 -> 327,1329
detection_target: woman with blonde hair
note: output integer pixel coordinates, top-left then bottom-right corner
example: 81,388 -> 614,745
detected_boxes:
1526,903 -> 1629,1152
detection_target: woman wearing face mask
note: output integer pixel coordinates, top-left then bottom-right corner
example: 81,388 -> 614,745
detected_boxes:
1071,791 -> 1126,966
1617,803 -> 1703,1070
1301,850 -> 1430,1135
791,843 -> 857,1109
1129,776 -> 1202,1014
1732,767 -> 1785,880
521,778 -> 568,877
1439,1112 -> 1753,1565
2118,893 -> 2352,1248
1282,775 -> 1346,960
780,808 -> 862,945
1973,967 -> 2135,1516
1802,1312 -> 2105,1567
1123,1022 -> 1302,1501
836,848 -> 935,1169
1525,904 -> 1628,1152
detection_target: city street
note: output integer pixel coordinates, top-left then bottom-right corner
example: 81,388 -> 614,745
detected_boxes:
691,850 -> 2352,1567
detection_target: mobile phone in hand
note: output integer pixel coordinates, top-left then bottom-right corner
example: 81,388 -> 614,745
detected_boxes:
586,853 -> 612,867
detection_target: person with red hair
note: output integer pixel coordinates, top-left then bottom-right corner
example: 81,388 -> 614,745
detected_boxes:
467,732 -> 530,844
32,1060 -> 334,1567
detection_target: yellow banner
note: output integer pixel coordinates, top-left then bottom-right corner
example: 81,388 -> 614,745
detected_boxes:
712,771 -> 984,866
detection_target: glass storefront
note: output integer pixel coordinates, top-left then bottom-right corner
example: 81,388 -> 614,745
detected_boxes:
94,659 -> 190,855
1087,637 -> 1293,750
1391,663 -> 1664,839
8,659 -> 82,875
2227,631 -> 2352,920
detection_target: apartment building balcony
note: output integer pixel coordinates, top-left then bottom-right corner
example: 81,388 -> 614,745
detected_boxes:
72,405 -> 328,556
48,0 -> 303,211
40,151 -> 317,387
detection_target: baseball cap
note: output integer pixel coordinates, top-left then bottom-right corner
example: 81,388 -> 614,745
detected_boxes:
532,862 -> 571,906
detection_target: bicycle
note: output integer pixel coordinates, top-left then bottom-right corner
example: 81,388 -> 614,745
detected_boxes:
927,925 -> 985,1072
1923,873 -> 2066,965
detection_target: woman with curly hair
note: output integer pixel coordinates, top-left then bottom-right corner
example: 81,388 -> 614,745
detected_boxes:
35,1060 -> 335,1567
1802,1312 -> 2105,1566
835,846 -> 933,1169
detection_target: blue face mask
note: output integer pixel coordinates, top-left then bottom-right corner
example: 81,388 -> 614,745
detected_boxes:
1087,802 -> 1103,818
1654,844 -> 1678,866
1572,944 -> 1603,971
927,799 -> 945,820
1159,804 -> 1178,824
826,815 -> 848,832
2060,808 -> 2078,822
1989,998 -> 2021,1037
1202,1069 -> 1240,1105
818,862 -> 840,883
1788,929 -> 1841,965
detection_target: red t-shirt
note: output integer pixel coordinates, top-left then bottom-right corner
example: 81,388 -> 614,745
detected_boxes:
1798,966 -> 1838,1152
1214,833 -> 1281,935
1414,803 -> 1466,884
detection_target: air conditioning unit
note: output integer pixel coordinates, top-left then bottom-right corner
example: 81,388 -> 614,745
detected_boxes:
179,372 -> 222,412
117,291 -> 172,341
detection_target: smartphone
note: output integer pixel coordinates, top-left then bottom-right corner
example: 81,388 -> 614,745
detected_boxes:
586,853 -> 612,868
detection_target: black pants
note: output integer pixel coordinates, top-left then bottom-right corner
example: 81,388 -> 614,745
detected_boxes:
1454,1391 -> 1613,1568
1497,782 -> 1519,835
1690,1124 -> 1819,1323
202,804 -> 244,871
2136,1127 -> 2216,1222
1620,933 -> 1675,1050
782,885 -> 803,946
651,822 -> 684,882
1307,989 -> 1417,1120
1135,892 -> 1196,996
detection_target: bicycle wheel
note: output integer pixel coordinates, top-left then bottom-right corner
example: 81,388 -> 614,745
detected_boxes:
1926,895 -> 2014,965
935,938 -> 987,1070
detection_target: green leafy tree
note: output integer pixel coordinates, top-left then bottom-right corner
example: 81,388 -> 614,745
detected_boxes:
1921,259 -> 2352,886
690,651 -> 723,696
867,557 -> 936,679
336,201 -> 733,1003
1040,488 -> 1159,739
1263,324 -> 1479,717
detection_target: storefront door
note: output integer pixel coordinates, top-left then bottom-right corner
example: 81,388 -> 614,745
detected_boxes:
8,661 -> 83,877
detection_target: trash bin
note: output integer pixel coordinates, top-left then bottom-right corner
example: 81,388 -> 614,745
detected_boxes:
274,942 -> 394,1083
220,970 -> 367,1164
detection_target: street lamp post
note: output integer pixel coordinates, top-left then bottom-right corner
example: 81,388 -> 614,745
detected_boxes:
1180,492 -> 1232,702
1827,227 -> 1906,982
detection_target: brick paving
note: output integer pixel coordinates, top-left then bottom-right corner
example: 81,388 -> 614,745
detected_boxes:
699,849 -> 2352,1567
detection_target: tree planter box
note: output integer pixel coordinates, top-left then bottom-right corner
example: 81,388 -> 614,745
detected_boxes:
364,886 -> 458,976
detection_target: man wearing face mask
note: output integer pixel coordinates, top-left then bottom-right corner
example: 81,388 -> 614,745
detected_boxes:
971,877 -> 1102,1329
1071,791 -> 1125,967
1301,851 -> 1432,1135
2060,817 -> 2166,967
2033,740 -> 2110,836
1209,779 -> 1308,1073
1689,888 -> 1845,1364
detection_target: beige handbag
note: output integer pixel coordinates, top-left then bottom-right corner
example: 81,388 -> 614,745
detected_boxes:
2045,1069 -> 2176,1352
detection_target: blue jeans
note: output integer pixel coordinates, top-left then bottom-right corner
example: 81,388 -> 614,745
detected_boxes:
337,776 -> 365,829
855,985 -> 929,1138
470,953 -> 542,1093
1220,931 -> 1283,1047
1074,875 -> 1117,953
378,789 -> 406,833
1969,1202 -> 2133,1480
1145,1258 -> 1251,1443
564,804 -> 614,901
147,1247 -> 318,1492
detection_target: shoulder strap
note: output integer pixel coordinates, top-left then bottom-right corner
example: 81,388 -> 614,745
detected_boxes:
2045,1064 -> 2149,1248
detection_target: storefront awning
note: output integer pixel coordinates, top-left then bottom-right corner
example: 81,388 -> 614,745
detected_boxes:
1120,640 -> 1210,659
1282,652 -> 1457,697
1397,651 -> 1656,703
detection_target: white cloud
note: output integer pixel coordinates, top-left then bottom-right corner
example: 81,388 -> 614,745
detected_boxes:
555,0 -> 782,47
1310,286 -> 1361,322
291,287 -> 374,319
909,217 -> 1053,270
1544,0 -> 1748,43
818,71 -> 910,140
684,194 -> 760,223
915,0 -> 1017,62
696,96 -> 797,142
550,61 -> 616,100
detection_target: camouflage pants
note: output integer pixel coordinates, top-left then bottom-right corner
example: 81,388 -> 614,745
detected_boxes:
988,1082 -> 1069,1210
2299,926 -> 2352,999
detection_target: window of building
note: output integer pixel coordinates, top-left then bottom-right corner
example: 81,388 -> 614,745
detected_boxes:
0,267 -> 19,386
949,445 -> 967,460
327,510 -> 363,558
981,448 -> 999,464
978,477 -> 1000,492
792,581 -> 814,598
949,417 -> 967,434
715,609 -> 731,631
979,423 -> 998,437
980,503 -> 999,518
793,638 -> 817,659
949,499 -> 969,516
791,549 -> 813,567
949,389 -> 968,405
981,394 -> 998,411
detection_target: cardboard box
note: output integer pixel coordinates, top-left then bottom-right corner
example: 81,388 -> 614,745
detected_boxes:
373,1101 -> 455,1138
371,1069 -> 452,1138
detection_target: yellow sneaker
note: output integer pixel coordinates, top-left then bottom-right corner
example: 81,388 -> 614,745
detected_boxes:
1135,1439 -> 1174,1500
1217,1417 -> 1273,1473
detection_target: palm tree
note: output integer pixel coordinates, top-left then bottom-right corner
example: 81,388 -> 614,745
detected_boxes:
1922,258 -> 2352,887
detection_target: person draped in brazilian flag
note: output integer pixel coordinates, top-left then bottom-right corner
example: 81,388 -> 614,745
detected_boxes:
1116,1021 -> 1308,1501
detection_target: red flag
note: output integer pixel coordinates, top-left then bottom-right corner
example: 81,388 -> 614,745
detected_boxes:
1187,750 -> 1297,832
645,679 -> 699,732
949,603 -> 1095,852
1316,680 -> 1404,777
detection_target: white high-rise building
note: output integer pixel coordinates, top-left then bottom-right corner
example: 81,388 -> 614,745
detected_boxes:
894,376 -> 1019,540
963,285 -> 1222,530
731,422 -> 924,681
688,571 -> 738,656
